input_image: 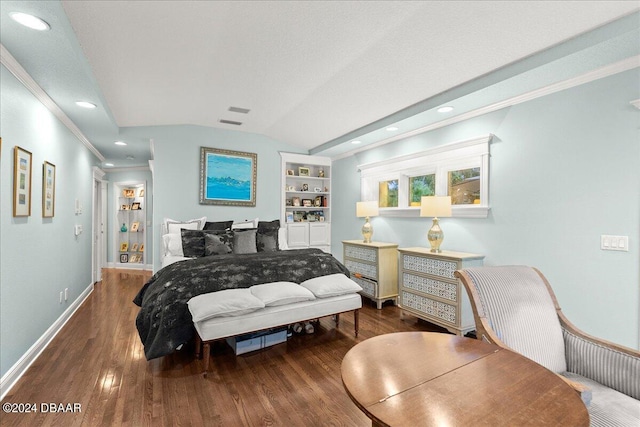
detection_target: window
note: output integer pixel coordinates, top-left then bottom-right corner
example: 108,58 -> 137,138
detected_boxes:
409,174 -> 435,206
358,134 -> 492,218
379,180 -> 398,207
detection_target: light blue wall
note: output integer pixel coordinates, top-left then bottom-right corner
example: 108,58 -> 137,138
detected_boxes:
0,65 -> 98,377
120,125 -> 307,271
332,69 -> 640,349
104,169 -> 154,265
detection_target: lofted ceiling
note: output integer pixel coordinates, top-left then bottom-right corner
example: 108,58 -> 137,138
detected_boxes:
0,1 -> 638,167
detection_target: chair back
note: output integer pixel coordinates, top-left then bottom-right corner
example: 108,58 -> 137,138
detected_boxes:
456,266 -> 567,373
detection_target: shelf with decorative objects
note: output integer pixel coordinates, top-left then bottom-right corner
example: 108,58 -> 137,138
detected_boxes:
397,248 -> 484,335
281,153 -> 331,252
114,181 -> 146,269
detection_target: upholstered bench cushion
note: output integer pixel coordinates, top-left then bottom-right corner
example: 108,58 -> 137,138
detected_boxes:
250,282 -> 316,306
300,273 -> 363,298
188,289 -> 265,322
562,372 -> 640,426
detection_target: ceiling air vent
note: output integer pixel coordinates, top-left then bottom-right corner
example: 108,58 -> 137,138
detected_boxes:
228,106 -> 250,114
219,119 -> 243,126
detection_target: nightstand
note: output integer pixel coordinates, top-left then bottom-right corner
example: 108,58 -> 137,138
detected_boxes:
397,248 -> 484,335
342,240 -> 398,309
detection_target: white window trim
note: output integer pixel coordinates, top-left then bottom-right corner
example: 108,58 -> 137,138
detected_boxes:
358,134 -> 493,218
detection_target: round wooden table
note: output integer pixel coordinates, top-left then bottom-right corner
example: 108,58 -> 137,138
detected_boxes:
341,332 -> 589,426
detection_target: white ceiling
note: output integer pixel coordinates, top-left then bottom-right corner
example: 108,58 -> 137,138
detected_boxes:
1,1 -> 639,166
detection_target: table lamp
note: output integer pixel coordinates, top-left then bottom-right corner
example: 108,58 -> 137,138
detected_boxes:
420,196 -> 452,253
356,201 -> 379,244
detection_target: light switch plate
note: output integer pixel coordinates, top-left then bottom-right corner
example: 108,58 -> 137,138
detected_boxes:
601,235 -> 628,252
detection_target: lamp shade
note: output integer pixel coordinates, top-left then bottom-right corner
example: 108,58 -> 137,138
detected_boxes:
420,196 -> 452,218
356,201 -> 379,218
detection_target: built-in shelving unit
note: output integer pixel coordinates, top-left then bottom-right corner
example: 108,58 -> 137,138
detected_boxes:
114,181 -> 146,269
280,153 -> 331,253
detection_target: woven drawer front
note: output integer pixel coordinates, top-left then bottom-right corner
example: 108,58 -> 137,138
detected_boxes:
402,291 -> 457,324
345,260 -> 377,280
345,245 -> 377,262
352,276 -> 376,298
403,255 -> 457,279
402,273 -> 457,302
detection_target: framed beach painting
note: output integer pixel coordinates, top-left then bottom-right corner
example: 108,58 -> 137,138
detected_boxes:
199,147 -> 257,206
42,161 -> 56,218
13,146 -> 32,217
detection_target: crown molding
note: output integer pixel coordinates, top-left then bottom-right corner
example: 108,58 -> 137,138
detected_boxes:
104,166 -> 151,173
331,55 -> 639,161
0,43 -> 105,162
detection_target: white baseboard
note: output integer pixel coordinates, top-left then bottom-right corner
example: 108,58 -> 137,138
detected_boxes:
0,282 -> 94,400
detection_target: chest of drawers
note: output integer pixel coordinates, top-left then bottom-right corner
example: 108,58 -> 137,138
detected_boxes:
398,248 -> 484,335
342,240 -> 398,309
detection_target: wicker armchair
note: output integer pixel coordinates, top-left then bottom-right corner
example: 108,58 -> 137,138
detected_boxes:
455,266 -> 639,426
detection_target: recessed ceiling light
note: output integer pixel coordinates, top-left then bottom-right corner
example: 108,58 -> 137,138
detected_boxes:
386,126 -> 398,132
351,140 -> 362,144
10,12 -> 50,31
437,106 -> 454,113
75,101 -> 97,109
104,163 -> 114,167
114,141 -> 127,146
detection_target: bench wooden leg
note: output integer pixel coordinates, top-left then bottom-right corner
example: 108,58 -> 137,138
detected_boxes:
334,313 -> 340,327
354,310 -> 359,337
195,333 -> 202,359
202,342 -> 210,378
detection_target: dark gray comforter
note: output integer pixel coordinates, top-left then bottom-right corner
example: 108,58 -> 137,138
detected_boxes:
133,248 -> 350,360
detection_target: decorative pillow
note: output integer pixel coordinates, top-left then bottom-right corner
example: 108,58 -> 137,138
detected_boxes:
164,216 -> 206,234
300,274 -> 363,298
232,218 -> 259,230
233,228 -> 257,254
203,220 -> 233,231
250,282 -> 316,306
181,229 -> 206,257
204,230 -> 234,256
187,289 -> 265,322
257,220 -> 280,252
162,233 -> 184,257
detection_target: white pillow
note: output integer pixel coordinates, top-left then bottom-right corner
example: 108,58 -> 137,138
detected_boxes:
162,233 -> 184,257
278,227 -> 289,250
163,217 -> 207,234
250,282 -> 315,306
232,217 -> 259,229
300,274 -> 363,298
187,289 -> 265,322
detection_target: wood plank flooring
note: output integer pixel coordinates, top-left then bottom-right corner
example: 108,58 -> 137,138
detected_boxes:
1,268 -> 449,427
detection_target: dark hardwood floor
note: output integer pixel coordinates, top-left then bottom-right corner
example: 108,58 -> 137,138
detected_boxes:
1,269 -> 449,426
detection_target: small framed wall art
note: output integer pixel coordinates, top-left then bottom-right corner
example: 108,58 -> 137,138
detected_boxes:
42,161 -> 56,218
13,146 -> 33,217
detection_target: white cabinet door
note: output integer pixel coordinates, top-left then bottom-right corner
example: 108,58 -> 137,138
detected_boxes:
309,223 -> 330,246
287,223 -> 309,247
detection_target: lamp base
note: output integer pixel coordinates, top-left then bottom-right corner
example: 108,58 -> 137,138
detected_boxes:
362,217 -> 373,244
427,218 -> 444,253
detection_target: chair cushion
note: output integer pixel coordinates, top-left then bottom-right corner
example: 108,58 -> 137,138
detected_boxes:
562,372 -> 640,426
463,266 -> 567,373
250,282 -> 316,306
188,289 -> 265,322
300,273 -> 362,298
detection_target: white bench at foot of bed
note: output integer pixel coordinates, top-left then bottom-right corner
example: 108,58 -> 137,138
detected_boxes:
193,293 -> 362,376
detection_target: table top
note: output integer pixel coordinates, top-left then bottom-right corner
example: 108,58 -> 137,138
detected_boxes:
341,332 -> 589,426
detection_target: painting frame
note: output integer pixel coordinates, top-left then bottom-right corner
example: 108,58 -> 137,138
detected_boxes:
13,146 -> 33,217
42,161 -> 56,218
199,147 -> 257,206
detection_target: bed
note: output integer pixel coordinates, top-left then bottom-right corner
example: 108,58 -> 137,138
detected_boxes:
133,247 -> 351,360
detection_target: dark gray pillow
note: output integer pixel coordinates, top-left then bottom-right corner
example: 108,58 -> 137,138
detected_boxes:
203,220 -> 233,231
204,230 -> 234,256
181,229 -> 205,257
233,228 -> 257,254
257,220 -> 280,252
